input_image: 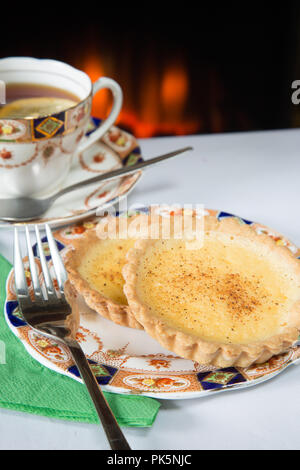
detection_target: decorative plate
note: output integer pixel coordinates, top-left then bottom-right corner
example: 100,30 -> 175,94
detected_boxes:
4,207 -> 300,399
0,118 -> 143,229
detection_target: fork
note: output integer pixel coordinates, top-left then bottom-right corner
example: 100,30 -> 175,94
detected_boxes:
14,224 -> 131,450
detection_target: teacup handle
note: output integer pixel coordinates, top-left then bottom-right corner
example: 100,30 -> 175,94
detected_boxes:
76,77 -> 123,154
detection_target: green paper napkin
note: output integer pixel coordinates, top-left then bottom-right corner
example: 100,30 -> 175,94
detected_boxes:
0,254 -> 160,426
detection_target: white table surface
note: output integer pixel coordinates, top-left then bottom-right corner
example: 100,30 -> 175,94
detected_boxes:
1,129 -> 300,450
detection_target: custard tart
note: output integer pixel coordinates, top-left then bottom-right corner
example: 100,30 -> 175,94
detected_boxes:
123,216 -> 300,367
65,214 -> 153,329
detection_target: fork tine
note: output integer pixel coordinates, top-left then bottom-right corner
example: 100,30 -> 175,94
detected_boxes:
25,226 -> 44,300
45,224 -> 67,293
35,224 -> 56,298
13,228 -> 30,299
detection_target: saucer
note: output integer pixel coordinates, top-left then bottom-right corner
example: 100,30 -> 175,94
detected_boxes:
0,118 -> 143,228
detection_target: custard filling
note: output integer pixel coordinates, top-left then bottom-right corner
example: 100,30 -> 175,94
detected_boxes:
136,234 -> 300,344
78,238 -> 136,305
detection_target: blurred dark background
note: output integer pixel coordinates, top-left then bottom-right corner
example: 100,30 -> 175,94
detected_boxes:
1,4 -> 300,137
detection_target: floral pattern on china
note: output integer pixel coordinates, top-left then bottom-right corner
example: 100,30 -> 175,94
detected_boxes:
4,206 -> 300,399
0,120 -> 27,140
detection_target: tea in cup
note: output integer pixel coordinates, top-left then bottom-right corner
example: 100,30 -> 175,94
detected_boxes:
0,82 -> 81,119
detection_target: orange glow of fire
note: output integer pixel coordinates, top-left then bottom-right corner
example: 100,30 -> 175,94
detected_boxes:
161,64 -> 189,120
83,54 -> 112,117
118,110 -> 199,137
83,55 -> 200,137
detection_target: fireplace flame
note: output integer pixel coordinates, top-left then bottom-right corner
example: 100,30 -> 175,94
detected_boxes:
83,54 -> 200,137
83,54 -> 111,117
161,63 -> 189,120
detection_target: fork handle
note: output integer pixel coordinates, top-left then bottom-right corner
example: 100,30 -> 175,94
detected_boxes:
66,339 -> 131,450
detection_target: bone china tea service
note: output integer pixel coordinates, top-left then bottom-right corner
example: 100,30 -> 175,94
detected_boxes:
0,57 -> 123,197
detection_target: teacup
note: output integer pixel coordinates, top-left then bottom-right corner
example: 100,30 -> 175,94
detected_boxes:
0,57 -> 123,197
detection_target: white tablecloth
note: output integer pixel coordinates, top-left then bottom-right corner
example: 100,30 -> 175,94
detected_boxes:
1,129 -> 300,450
